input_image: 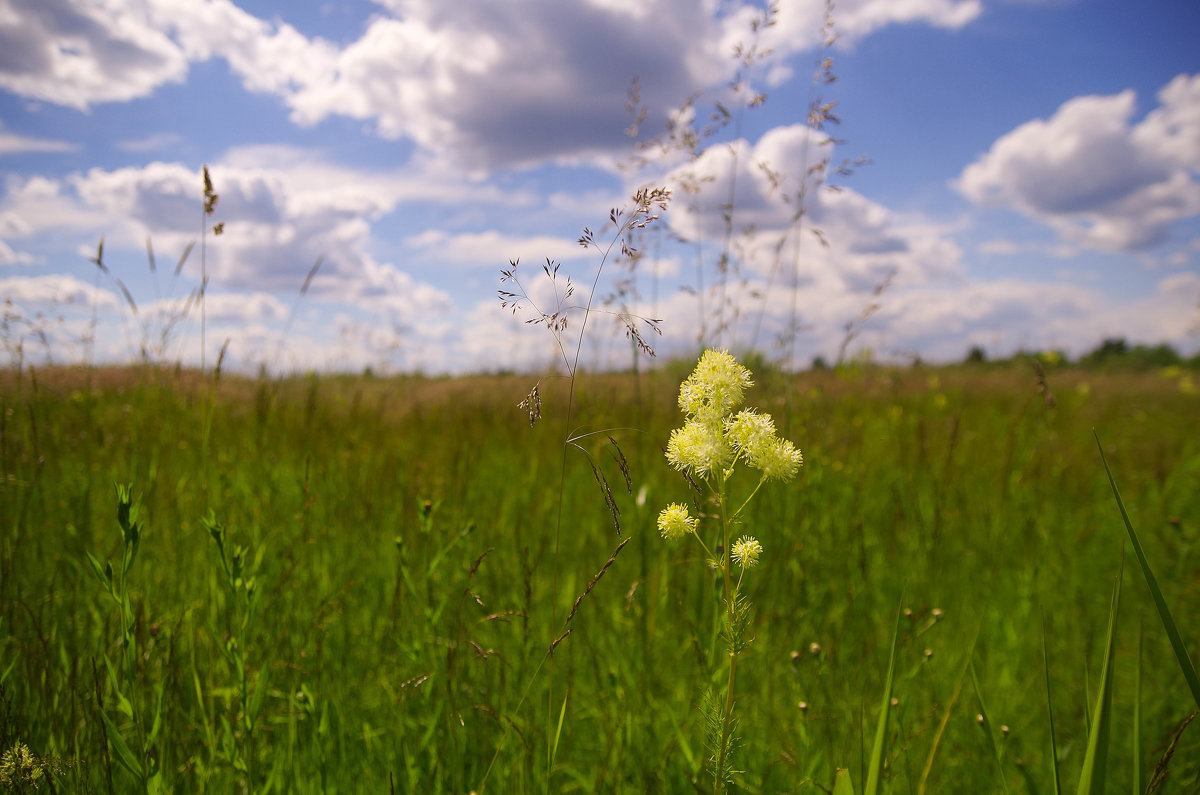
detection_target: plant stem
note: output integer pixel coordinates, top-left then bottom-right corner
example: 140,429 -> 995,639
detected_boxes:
715,477 -> 738,793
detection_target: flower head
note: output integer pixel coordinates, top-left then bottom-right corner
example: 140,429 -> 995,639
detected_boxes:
657,503 -> 696,540
666,418 -> 732,477
678,348 -> 753,420
731,535 -> 762,568
725,408 -> 803,481
757,437 -> 803,481
725,409 -> 775,459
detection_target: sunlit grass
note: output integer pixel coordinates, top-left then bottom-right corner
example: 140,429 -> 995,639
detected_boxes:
0,359 -> 1197,792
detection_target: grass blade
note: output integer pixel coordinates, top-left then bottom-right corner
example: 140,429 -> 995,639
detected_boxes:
1132,623 -> 1142,795
970,661 -> 1011,795
1077,558 -> 1122,795
834,767 -> 857,795
100,709 -> 144,781
865,602 -> 902,795
1095,431 -> 1200,710
1041,611 -> 1061,795
918,626 -> 979,795
550,689 -> 568,775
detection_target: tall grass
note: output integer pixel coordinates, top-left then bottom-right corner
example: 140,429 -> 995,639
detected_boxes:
1,361 -> 1197,791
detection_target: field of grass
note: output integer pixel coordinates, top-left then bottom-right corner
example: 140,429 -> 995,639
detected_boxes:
1,358 -> 1198,792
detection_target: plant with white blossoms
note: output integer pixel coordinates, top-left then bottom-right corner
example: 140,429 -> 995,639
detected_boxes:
656,349 -> 803,793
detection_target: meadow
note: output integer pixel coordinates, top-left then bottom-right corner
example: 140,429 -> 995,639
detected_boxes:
1,356 -> 1198,793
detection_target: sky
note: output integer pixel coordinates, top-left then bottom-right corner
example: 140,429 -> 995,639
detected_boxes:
1,0 -> 1199,375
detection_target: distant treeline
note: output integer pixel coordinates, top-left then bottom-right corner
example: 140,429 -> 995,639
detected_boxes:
957,337 -> 1198,370
800,337 -> 1198,371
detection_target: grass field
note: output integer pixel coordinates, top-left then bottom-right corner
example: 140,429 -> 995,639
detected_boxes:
1,357 -> 1198,792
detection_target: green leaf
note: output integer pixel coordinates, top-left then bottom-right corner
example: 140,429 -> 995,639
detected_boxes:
147,676 -> 167,748
865,602 -> 902,795
86,551 -> 112,592
550,690 -> 568,774
661,700 -> 697,773
100,709 -> 145,781
248,665 -> 270,732
103,654 -> 134,719
1096,432 -> 1200,710
1077,560 -> 1122,795
834,767 -> 857,795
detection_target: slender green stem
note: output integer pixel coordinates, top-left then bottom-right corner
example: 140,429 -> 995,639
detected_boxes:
714,478 -> 737,793
729,475 -> 768,525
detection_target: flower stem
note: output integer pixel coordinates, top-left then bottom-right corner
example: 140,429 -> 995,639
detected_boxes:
715,481 -> 738,794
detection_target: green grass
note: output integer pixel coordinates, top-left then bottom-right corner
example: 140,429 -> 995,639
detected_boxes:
1,359 -> 1198,792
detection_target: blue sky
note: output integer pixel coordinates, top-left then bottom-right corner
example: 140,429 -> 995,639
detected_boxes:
1,0 -> 1198,374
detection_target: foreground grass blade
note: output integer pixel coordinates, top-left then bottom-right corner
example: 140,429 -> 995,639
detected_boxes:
918,627 -> 980,795
1041,612 -> 1061,795
99,709 -> 144,782
1077,559 -> 1122,795
833,767 -> 856,795
1095,431 -> 1200,710
1132,624 -> 1142,795
970,661 -> 1011,795
550,689 -> 568,776
865,603 -> 902,795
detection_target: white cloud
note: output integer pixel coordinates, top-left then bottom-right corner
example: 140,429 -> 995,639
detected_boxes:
29,150 -> 522,296
0,239 -> 36,265
957,73 -> 1200,251
0,0 -> 988,170
0,273 -> 118,309
115,132 -> 185,153
0,0 -> 188,109
661,124 -> 963,293
0,174 -> 110,238
766,0 -> 982,53
0,123 -> 79,155
406,230 -> 590,270
282,0 -> 729,169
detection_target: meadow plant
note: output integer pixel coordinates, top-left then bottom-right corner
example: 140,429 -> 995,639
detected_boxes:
200,510 -> 269,784
494,186 -> 669,786
85,484 -> 166,792
656,348 -> 802,791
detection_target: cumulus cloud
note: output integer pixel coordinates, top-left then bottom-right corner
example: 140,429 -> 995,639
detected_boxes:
0,0 -> 987,170
957,73 -> 1200,250
764,0 -> 981,54
661,124 -> 963,295
0,273 -> 117,308
31,151 -> 515,299
281,0 -> 730,169
406,230 -> 591,270
0,0 -> 188,109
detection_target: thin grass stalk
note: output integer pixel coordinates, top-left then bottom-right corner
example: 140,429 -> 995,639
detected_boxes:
1042,611 -> 1061,795
865,602 -> 902,795
970,661 -> 1011,795
1077,557 -> 1122,795
1133,623 -> 1142,795
1095,431 -> 1200,710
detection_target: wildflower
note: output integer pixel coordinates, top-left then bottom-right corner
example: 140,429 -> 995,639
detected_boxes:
657,503 -> 695,540
756,437 -> 803,481
725,409 -> 776,460
0,742 -> 43,788
678,348 -> 753,420
730,535 -> 762,568
666,418 -> 731,477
